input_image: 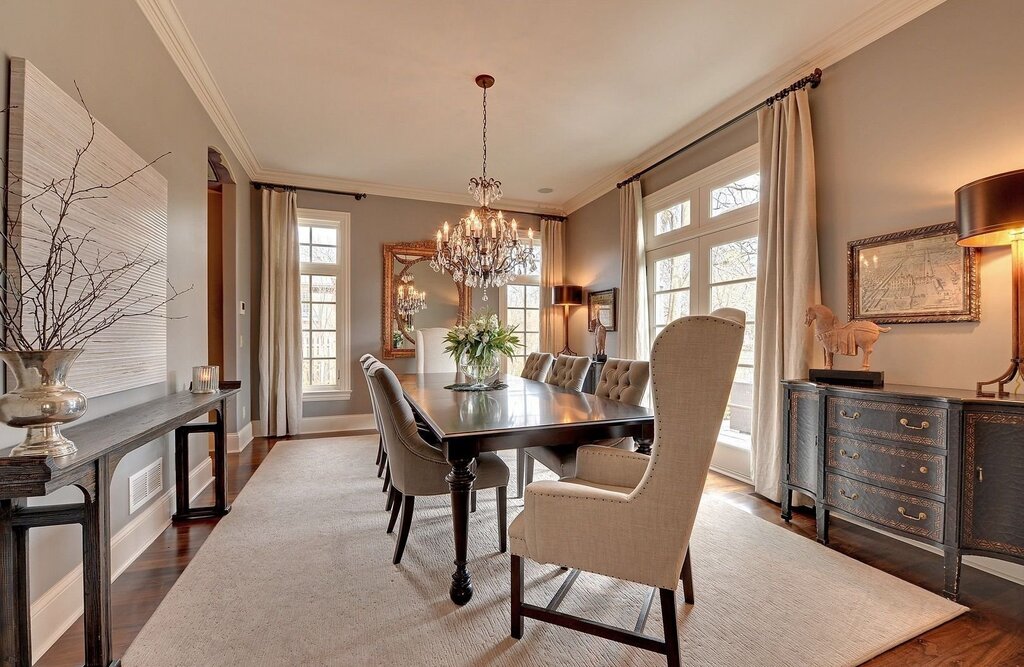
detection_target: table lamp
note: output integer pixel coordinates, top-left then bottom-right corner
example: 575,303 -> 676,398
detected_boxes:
552,285 -> 583,356
956,168 -> 1024,397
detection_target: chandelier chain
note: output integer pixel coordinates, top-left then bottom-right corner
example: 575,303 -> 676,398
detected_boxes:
481,86 -> 487,180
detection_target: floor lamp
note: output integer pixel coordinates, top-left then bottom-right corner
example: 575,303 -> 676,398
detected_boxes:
552,285 -> 583,356
956,168 -> 1024,397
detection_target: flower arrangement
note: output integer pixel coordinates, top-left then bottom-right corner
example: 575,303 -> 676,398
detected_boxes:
444,312 -> 521,386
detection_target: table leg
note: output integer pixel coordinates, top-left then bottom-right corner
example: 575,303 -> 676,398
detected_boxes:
446,456 -> 476,605
214,403 -> 230,514
634,437 -> 653,456
0,498 -> 31,666
943,547 -> 962,601
82,457 -> 114,667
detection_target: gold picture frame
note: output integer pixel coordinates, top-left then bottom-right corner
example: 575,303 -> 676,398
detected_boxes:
587,288 -> 618,332
847,222 -> 979,324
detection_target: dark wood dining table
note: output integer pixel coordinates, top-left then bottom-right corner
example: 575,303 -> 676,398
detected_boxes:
398,372 -> 655,605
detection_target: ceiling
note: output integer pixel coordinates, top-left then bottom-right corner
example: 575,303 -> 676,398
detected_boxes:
157,0 -> 942,213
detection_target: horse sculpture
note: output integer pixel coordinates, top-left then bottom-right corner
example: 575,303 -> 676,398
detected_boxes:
805,304 -> 890,370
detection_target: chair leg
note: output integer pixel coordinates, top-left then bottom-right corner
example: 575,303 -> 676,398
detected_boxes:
393,495 -> 415,565
496,486 -> 507,553
511,554 -> 524,639
385,483 -> 396,512
515,449 -> 526,498
524,454 -> 535,489
387,490 -> 402,534
471,489 -> 477,513
659,587 -> 680,667
681,546 -> 694,605
377,450 -> 387,479
375,436 -> 383,465
382,464 -> 391,494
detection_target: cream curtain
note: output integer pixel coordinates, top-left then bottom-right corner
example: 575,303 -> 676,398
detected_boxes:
539,218 -> 565,353
618,181 -> 650,361
258,188 -> 303,436
751,88 -> 820,503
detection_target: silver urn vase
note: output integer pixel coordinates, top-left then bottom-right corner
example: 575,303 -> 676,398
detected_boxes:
0,350 -> 88,457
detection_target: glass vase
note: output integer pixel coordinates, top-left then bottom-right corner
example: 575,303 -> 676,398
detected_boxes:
458,349 -> 500,388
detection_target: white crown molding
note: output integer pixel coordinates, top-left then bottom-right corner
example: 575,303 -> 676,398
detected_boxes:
254,167 -> 566,216
135,0 -> 260,177
561,0 -> 949,214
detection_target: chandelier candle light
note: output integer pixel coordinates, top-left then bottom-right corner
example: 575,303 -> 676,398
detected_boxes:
395,274 -> 427,317
431,75 -> 537,301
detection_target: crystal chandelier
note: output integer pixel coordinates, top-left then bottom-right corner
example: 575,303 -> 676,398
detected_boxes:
395,274 -> 427,317
431,74 -> 537,301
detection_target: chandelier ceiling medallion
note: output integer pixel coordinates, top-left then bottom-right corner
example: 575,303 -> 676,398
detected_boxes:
431,74 -> 537,301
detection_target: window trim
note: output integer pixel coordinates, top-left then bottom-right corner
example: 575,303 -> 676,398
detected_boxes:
298,207 -> 351,401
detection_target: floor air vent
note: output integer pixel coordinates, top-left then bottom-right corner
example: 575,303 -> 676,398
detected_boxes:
128,459 -> 163,514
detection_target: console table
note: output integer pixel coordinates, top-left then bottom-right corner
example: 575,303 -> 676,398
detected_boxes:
0,387 -> 239,667
781,380 -> 1024,600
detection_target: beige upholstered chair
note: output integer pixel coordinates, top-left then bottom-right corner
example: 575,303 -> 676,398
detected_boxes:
359,354 -> 387,479
368,362 -> 510,563
415,327 -> 456,374
520,352 -> 555,382
545,354 -> 591,391
509,311 -> 745,666
517,358 -> 649,497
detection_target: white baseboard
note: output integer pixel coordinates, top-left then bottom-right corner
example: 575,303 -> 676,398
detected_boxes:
227,420 -> 254,453
252,413 -> 376,437
30,457 -> 214,664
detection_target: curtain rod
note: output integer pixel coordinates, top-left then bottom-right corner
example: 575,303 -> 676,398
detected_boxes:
252,181 -> 367,200
616,68 -> 822,189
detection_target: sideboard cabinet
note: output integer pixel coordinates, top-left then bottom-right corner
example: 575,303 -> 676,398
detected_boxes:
780,380 -> 1024,600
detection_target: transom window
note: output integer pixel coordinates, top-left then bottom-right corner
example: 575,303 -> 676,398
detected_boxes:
298,209 -> 351,400
643,146 -> 758,479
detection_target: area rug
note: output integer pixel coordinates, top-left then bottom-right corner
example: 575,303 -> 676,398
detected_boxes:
123,437 -> 965,666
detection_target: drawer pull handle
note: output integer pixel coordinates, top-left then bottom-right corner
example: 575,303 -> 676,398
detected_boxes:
839,488 -> 859,500
839,410 -> 861,420
899,418 -> 930,430
839,448 -> 860,460
898,506 -> 926,521
977,466 -> 983,482
919,466 -> 928,474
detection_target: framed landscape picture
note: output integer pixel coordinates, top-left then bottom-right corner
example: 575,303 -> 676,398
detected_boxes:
587,288 -> 617,332
847,222 -> 979,324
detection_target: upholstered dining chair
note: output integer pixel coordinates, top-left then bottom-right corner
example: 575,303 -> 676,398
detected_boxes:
415,327 -> 456,374
520,352 -> 555,382
517,357 -> 649,497
367,362 -> 510,564
508,311 -> 745,666
359,354 -> 386,479
545,354 -> 591,390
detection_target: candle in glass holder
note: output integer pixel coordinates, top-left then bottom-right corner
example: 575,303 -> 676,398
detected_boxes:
191,366 -> 219,394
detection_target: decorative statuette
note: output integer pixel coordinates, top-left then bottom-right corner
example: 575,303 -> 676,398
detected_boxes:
805,304 -> 890,370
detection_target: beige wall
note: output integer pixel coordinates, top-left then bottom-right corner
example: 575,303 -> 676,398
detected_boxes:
0,0 -> 252,604
249,190 -> 542,419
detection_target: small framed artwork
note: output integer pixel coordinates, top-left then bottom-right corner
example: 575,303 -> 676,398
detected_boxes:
847,222 -> 979,324
587,288 -> 618,332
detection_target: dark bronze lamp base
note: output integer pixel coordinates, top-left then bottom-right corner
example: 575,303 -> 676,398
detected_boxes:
976,359 -> 1023,398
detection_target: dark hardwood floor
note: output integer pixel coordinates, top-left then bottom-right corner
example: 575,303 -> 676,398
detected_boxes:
38,437 -> 1024,666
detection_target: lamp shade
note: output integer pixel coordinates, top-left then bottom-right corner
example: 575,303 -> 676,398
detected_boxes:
552,284 -> 583,306
955,168 -> 1024,248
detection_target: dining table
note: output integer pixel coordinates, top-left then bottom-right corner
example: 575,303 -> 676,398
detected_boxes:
398,372 -> 655,605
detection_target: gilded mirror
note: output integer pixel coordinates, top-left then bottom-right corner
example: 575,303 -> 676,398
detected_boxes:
381,240 -> 471,359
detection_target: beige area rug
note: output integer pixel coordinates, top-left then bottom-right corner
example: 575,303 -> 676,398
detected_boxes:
123,437 -> 965,666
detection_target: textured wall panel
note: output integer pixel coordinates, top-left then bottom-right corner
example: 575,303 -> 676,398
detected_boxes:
6,58 -> 168,397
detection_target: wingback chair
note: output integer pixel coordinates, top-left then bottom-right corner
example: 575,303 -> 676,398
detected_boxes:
545,354 -> 591,390
415,327 -> 456,374
368,362 -> 510,564
520,352 -> 555,382
517,358 -> 650,497
509,311 -> 745,666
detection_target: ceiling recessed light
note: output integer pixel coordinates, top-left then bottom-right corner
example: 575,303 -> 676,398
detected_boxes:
537,187 -> 554,194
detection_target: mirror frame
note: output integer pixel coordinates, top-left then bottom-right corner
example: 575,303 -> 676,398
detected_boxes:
381,240 -> 472,359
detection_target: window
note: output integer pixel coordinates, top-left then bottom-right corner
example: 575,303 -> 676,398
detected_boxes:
501,237 -> 542,376
298,208 -> 351,400
643,146 -> 758,479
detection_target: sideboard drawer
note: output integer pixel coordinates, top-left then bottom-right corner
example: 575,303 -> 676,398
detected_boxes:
825,473 -> 944,542
826,396 -> 947,448
825,435 -> 945,496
